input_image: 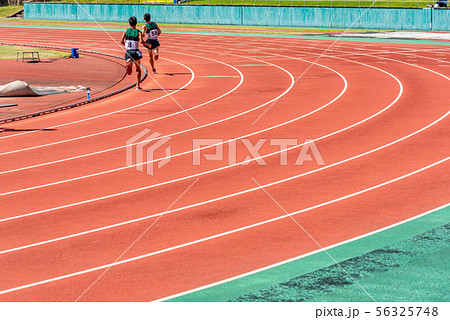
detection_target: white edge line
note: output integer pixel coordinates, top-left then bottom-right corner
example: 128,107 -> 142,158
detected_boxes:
5,44 -> 450,242
154,202 -> 450,302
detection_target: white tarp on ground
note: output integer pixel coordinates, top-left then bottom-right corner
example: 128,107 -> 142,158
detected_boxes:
0,80 -> 37,97
0,80 -> 86,97
335,31 -> 450,41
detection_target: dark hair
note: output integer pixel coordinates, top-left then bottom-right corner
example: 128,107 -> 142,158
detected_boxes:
128,16 -> 137,27
144,13 -> 151,22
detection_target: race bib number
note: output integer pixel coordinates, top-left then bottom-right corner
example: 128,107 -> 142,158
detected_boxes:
125,40 -> 138,50
149,29 -> 158,39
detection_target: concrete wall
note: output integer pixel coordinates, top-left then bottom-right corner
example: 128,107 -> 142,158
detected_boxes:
24,3 -> 449,31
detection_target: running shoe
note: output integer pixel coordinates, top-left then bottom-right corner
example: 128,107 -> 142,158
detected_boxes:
152,68 -> 157,74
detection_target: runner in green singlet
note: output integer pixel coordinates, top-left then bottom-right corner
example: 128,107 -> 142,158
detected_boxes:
142,13 -> 161,74
121,16 -> 144,90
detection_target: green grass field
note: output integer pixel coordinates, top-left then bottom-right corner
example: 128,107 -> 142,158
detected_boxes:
0,5 -> 23,18
0,45 -> 69,60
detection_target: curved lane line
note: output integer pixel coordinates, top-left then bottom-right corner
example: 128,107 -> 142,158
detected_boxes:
2,57 -> 407,219
0,156 -> 447,296
0,57 -> 344,195
3,51 -> 448,255
0,51 -> 242,155
0,37 -> 447,258
3,108 -> 448,255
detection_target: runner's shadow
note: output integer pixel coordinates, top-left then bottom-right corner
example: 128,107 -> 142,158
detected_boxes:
140,88 -> 186,92
160,73 -> 192,76
0,128 -> 57,133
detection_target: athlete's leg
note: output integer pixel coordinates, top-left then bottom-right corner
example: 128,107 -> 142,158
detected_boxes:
147,48 -> 155,72
126,59 -> 133,75
135,60 -> 142,89
154,45 -> 159,61
125,51 -> 133,75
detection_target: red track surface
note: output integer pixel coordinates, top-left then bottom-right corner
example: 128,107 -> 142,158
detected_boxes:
0,27 -> 448,301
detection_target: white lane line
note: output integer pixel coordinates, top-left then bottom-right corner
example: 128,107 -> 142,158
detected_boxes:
0,73 -> 400,251
347,51 -> 450,80
4,55 -> 448,258
153,42 -> 450,303
303,44 -> 450,76
0,47 -> 293,157
155,202 -> 450,302
0,56 -> 195,142
0,56 -> 344,195
2,40 -> 410,191
0,38 -> 445,258
0,157 -> 447,296
1,53 -> 405,220
260,41 -> 450,67
0,51 -> 244,157
0,51 -> 296,176
259,42 -> 450,96
11,39 -> 450,230
5,108 -> 449,257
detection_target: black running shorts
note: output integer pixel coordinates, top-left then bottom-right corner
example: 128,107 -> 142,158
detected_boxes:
125,49 -> 142,61
144,39 -> 160,50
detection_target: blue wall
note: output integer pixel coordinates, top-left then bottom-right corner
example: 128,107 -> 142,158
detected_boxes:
433,8 -> 450,31
24,3 -> 449,31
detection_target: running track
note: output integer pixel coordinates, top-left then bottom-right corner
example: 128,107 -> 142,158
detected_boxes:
0,27 -> 449,301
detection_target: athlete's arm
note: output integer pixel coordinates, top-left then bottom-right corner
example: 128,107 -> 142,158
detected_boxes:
120,30 -> 126,45
139,30 -> 145,45
142,25 -> 147,41
156,23 -> 162,35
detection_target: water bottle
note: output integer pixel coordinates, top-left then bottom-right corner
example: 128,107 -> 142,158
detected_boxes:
87,87 -> 91,100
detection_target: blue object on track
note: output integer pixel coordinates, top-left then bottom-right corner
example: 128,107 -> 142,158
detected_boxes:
71,48 -> 79,58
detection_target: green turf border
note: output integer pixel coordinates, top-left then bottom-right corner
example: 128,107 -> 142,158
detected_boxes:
166,204 -> 450,302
